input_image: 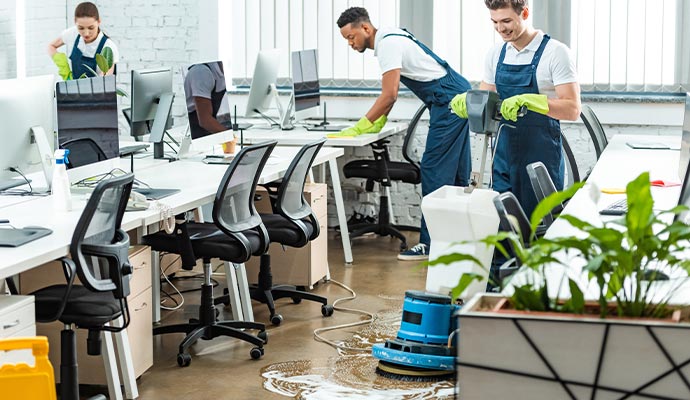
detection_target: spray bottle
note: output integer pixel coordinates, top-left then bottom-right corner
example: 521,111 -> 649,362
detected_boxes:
52,149 -> 72,211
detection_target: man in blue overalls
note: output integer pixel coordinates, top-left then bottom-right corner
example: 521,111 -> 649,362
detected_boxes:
337,7 -> 472,261
452,0 -> 581,219
452,0 -> 580,288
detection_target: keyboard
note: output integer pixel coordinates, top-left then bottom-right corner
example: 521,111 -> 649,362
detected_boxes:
119,144 -> 150,156
132,188 -> 181,200
600,198 -> 628,216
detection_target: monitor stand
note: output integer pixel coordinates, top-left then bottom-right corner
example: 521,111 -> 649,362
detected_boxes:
150,92 -> 175,160
268,84 -> 294,130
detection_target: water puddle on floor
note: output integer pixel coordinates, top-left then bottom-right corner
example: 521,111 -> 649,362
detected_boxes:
261,303 -> 455,399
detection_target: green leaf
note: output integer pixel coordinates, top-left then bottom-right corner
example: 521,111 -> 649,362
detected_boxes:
101,46 -> 114,67
529,181 -> 585,235
511,285 -> 546,312
427,252 -> 483,268
625,172 -> 654,243
450,273 -> 485,302
95,54 -> 110,75
565,279 -> 585,314
116,88 -> 129,97
81,64 -> 98,78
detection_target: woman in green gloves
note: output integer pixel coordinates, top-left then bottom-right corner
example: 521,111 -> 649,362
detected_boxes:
47,2 -> 119,80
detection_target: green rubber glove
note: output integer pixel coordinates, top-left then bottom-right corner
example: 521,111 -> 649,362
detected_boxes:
52,53 -> 72,80
450,93 -> 468,118
365,114 -> 387,133
500,93 -> 549,122
327,116 -> 375,138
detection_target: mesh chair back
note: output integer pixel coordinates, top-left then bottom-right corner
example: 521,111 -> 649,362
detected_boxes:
562,134 -> 580,186
276,139 -> 326,220
212,141 -> 277,235
70,173 -> 133,296
526,161 -> 563,228
60,138 -> 108,169
580,105 -> 608,159
402,104 -> 429,168
493,192 -> 531,246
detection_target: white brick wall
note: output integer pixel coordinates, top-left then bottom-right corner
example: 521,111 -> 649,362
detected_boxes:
0,1 -> 17,79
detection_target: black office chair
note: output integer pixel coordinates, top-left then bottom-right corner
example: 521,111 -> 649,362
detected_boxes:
342,104 -> 427,250
526,161 -> 566,229
142,141 -> 277,367
580,104 -> 609,159
249,139 -> 334,325
60,138 -> 108,169
490,191 -> 536,285
561,134 -> 581,186
29,173 -> 135,400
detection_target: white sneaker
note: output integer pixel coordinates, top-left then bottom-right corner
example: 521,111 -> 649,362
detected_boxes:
397,243 -> 429,261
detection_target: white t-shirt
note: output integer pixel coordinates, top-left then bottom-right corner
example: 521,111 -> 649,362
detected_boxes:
374,27 -> 447,82
483,30 -> 577,98
60,26 -> 119,74
184,62 -> 227,113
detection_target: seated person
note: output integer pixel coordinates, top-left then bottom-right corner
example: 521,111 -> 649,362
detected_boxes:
184,61 -> 232,137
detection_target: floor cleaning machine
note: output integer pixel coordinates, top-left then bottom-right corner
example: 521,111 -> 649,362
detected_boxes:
372,290 -> 460,381
372,91 -> 522,381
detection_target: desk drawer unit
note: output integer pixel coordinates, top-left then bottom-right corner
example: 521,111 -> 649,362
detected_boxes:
0,296 -> 36,367
246,183 -> 329,287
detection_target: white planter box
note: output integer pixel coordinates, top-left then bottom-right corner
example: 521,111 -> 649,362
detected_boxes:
457,293 -> 690,400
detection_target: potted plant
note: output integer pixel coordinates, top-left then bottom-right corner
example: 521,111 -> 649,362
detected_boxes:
431,172 -> 690,399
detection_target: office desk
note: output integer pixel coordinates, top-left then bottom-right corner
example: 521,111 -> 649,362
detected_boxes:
238,121 -> 408,147
237,121 -> 409,264
512,134 -> 686,301
0,146 -> 343,280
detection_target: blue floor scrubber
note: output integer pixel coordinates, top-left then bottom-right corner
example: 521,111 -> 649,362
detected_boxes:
372,290 -> 460,381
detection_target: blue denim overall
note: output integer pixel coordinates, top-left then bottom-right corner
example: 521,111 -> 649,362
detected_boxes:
493,34 -> 564,218
69,32 -> 109,79
382,31 -> 471,247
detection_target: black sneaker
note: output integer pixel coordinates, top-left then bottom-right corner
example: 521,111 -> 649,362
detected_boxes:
397,243 -> 429,261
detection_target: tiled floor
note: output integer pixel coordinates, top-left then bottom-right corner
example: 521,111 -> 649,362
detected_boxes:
133,232 -> 439,399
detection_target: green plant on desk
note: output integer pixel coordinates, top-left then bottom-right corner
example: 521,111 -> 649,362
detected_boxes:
432,171 -> 690,319
52,47 -> 128,97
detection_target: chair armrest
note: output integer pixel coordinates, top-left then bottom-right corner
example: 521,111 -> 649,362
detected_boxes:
37,257 -> 78,322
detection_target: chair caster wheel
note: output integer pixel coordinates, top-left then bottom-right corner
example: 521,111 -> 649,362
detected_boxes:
291,296 -> 302,304
270,314 -> 283,326
250,347 -> 264,360
321,304 -> 334,317
177,353 -> 191,367
258,330 -> 268,344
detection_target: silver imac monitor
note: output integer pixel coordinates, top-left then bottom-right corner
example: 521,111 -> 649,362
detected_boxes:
292,49 -> 320,122
130,67 -> 175,158
0,75 -> 55,191
56,75 -> 119,161
679,93 -> 690,180
244,49 -> 281,118
676,93 -> 690,222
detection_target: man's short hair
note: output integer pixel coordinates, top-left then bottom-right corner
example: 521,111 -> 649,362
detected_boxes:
337,7 -> 371,29
484,0 -> 528,15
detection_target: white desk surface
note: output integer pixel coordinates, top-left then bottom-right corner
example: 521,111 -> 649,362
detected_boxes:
511,133 -> 690,303
0,146 -> 343,280
237,121 -> 408,147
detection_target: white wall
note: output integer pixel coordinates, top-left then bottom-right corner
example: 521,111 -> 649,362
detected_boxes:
0,1 -> 17,79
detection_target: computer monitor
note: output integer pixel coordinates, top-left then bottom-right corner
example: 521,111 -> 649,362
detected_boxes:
130,67 -> 175,159
56,75 -> 119,160
0,75 -> 55,191
679,93 -> 690,180
291,49 -> 320,122
676,93 -> 690,222
182,60 -> 234,150
245,49 -> 281,119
